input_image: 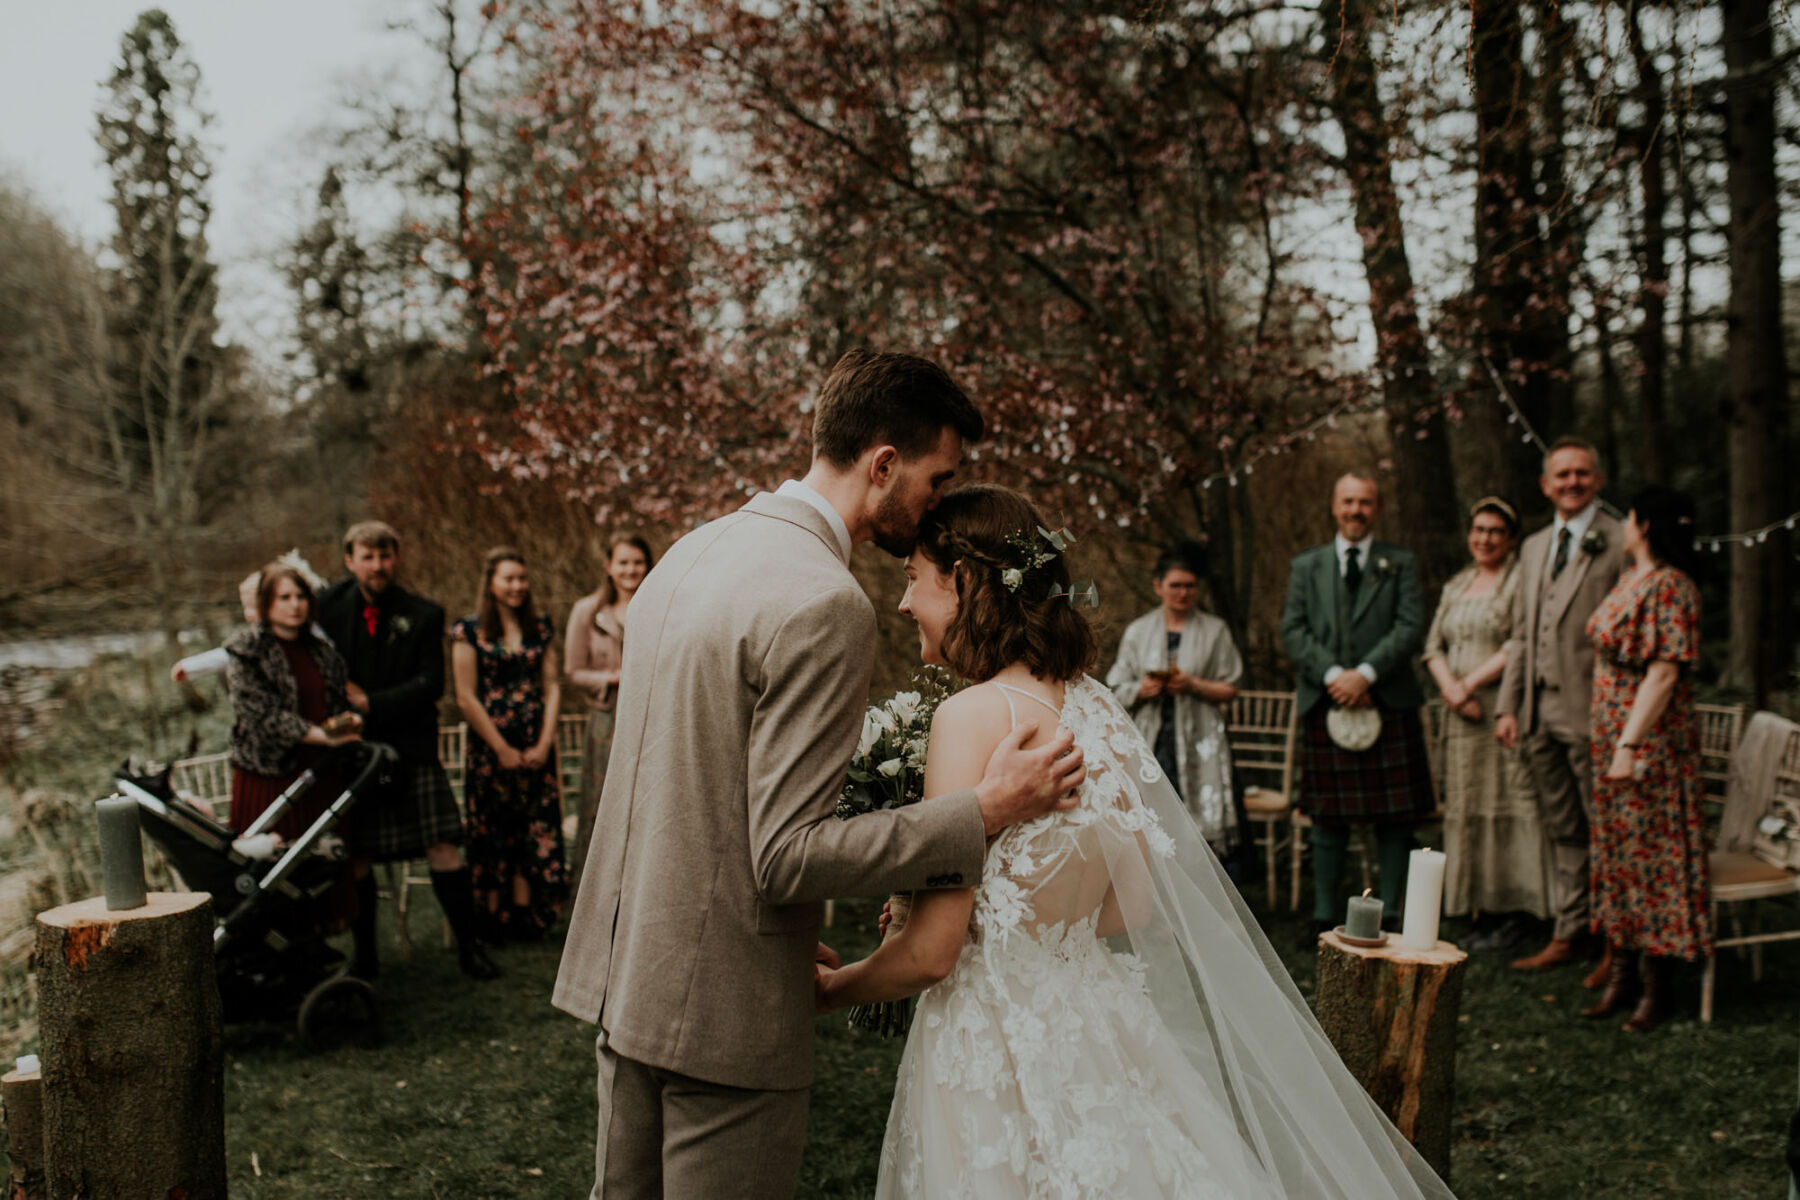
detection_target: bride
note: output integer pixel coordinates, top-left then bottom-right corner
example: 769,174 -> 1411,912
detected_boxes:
816,484 -> 1455,1199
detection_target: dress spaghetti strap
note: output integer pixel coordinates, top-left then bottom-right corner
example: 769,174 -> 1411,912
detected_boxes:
988,680 -> 1064,731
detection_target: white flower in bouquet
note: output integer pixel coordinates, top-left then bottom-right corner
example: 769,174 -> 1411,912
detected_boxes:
857,710 -> 883,759
887,691 -> 922,725
877,757 -> 905,779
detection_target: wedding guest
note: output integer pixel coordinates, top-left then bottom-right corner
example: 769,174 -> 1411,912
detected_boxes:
452,547 -> 568,940
1279,472 -> 1433,932
172,571 -> 261,683
224,563 -> 362,841
1423,497 -> 1550,950
563,534 -> 653,894
316,521 -> 499,981
1496,437 -> 1627,974
1106,542 -> 1245,863
1579,485 -> 1709,1033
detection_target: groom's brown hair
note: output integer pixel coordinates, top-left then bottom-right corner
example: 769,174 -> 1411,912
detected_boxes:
811,350 -> 984,467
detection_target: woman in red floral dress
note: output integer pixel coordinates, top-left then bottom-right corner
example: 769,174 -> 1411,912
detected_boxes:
1582,485 -> 1709,1033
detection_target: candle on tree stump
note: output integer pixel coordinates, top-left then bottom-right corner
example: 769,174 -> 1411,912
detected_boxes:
1345,888 -> 1383,940
1398,848 -> 1445,950
94,796 -> 147,911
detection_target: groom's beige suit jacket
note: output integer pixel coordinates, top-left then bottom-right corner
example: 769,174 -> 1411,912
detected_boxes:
552,492 -> 988,1091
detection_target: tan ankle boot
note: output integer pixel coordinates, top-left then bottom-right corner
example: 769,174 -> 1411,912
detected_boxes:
1623,955 -> 1671,1032
1580,944 -> 1637,1018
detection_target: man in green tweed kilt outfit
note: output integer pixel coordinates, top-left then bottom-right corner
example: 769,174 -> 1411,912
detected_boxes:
1280,473 -> 1435,933
317,520 -> 499,982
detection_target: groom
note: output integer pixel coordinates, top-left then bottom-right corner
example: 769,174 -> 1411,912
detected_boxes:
553,350 -> 1085,1199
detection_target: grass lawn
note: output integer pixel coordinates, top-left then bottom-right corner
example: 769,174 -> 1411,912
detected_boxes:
1,651 -> 1796,1197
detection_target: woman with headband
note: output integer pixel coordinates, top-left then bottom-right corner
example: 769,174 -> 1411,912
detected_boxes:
1423,496 -> 1552,952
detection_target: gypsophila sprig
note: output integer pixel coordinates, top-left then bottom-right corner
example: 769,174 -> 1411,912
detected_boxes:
998,525 -> 1077,592
835,666 -> 959,1035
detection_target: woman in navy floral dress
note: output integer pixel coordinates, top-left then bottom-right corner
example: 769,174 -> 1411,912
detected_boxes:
452,547 -> 568,939
1582,486 -> 1709,1033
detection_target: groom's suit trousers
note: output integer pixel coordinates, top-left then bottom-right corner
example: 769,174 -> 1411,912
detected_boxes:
593,1032 -> 809,1200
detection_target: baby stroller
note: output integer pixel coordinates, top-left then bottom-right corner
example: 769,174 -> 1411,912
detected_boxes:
110,741 -> 396,1050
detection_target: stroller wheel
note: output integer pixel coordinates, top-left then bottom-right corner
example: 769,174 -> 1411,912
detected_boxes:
297,974 -> 380,1052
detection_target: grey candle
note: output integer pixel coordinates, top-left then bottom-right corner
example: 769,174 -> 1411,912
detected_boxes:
95,795 -> 148,911
1345,888 -> 1383,940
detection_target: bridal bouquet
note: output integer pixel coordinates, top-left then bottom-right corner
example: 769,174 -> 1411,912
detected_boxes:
836,667 -> 956,1035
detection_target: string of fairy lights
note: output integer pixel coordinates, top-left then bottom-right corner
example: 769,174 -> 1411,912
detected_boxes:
1180,355 -> 1794,553
1479,359 -> 1800,553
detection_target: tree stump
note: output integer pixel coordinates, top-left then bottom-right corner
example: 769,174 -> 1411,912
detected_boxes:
1313,931 -> 1467,1181
4,1065 -> 46,1200
35,892 -> 225,1200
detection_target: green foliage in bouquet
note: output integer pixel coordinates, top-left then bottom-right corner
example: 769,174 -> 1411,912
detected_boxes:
835,666 -> 959,1035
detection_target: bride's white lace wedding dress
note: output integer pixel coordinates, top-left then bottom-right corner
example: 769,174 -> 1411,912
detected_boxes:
876,676 -> 1454,1200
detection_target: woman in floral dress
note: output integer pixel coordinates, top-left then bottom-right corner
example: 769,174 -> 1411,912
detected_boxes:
1581,486 -> 1709,1033
452,547 -> 568,940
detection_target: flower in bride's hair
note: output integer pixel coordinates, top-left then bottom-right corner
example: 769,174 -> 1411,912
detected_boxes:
1001,567 -> 1025,592
877,757 -> 905,778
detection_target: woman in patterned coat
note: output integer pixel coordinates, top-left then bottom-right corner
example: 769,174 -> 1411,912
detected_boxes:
1581,485 -> 1709,1033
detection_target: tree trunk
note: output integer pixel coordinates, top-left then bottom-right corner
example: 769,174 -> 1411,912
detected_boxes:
1327,0 -> 1461,587
1628,4 -> 1670,484
35,892 -> 225,1200
1720,0 -> 1791,703
1469,0 -> 1572,511
1314,931 -> 1468,1182
4,1066 -> 47,1200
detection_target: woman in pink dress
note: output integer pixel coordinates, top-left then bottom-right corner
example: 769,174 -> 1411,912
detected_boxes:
1582,485 -> 1709,1033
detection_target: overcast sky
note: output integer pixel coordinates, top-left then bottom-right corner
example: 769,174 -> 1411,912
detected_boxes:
0,0 -> 423,348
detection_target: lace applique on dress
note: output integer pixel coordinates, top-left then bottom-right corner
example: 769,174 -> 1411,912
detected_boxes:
876,676 -> 1275,1199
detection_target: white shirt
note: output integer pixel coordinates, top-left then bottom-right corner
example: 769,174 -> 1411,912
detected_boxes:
1547,501 -> 1599,574
774,479 -> 853,566
1325,532 -> 1379,687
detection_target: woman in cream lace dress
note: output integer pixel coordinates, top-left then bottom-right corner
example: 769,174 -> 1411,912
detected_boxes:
817,485 -> 1453,1200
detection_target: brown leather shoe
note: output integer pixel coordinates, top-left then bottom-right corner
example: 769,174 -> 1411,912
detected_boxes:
1580,943 -> 1637,1017
1511,937 -> 1577,970
1622,955 -> 1670,1032
1582,943 -> 1614,990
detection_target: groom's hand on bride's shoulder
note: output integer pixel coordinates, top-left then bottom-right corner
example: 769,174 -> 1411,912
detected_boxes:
975,723 -> 1086,836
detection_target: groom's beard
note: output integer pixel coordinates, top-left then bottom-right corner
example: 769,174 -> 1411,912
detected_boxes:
871,490 -> 919,558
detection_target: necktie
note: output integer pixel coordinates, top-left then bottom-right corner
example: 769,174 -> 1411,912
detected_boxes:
1552,527 -> 1572,580
363,604 -> 380,638
1344,546 -> 1362,594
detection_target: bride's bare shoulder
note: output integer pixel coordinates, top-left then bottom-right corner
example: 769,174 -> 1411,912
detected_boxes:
929,684 -> 1014,744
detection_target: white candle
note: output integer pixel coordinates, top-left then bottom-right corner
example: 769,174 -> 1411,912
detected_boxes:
1398,848 -> 1445,951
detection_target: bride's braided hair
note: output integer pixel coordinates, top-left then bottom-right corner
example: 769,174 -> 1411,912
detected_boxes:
915,484 -> 1097,683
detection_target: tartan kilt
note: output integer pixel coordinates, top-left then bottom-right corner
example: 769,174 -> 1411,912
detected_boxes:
1297,705 -> 1436,825
348,753 -> 466,862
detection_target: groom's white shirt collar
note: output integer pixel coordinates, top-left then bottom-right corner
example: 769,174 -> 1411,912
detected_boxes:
774,479 -> 853,565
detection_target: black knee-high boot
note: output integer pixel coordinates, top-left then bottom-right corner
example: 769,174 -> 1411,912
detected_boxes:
431,866 -> 501,981
351,871 -> 380,980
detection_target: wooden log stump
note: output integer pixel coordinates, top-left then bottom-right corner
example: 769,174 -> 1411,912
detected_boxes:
35,892 -> 225,1200
4,1065 -> 46,1200
1314,931 -> 1467,1182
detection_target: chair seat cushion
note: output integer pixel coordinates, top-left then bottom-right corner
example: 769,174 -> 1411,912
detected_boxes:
1244,789 -> 1289,815
1709,851 -> 1800,895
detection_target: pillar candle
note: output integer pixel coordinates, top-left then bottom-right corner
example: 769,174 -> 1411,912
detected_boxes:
1345,889 -> 1383,940
1398,848 -> 1445,950
94,795 -> 148,911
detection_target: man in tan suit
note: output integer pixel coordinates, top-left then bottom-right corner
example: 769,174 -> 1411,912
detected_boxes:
1495,437 -> 1626,970
553,351 -> 1085,1199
